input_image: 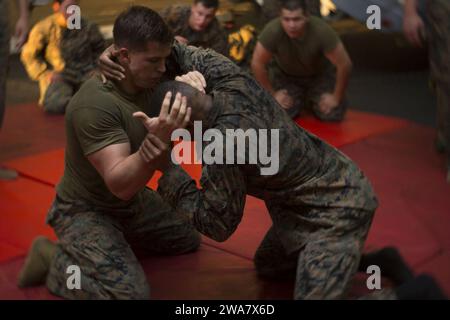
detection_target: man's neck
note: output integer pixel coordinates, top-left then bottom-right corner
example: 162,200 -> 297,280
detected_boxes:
115,76 -> 141,96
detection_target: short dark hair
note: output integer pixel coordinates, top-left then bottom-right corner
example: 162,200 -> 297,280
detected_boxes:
113,6 -> 173,51
194,0 -> 219,9
280,0 -> 308,13
150,81 -> 202,112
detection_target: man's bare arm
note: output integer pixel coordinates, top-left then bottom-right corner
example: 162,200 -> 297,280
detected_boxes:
86,92 -> 190,201
251,42 -> 274,94
324,43 -> 352,103
88,137 -> 167,201
15,0 -> 31,49
403,0 -> 425,47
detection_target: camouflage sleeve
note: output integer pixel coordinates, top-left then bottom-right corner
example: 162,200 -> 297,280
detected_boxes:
169,42 -> 241,92
157,125 -> 247,242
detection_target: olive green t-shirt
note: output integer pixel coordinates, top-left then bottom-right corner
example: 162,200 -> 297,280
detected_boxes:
258,16 -> 340,77
56,75 -> 156,209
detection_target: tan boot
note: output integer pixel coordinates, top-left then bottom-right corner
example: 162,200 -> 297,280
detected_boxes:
17,236 -> 56,288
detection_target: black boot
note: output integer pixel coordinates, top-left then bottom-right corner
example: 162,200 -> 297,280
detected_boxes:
359,247 -> 414,285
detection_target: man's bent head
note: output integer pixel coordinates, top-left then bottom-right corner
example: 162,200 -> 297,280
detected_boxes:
150,81 -> 213,129
113,6 -> 173,90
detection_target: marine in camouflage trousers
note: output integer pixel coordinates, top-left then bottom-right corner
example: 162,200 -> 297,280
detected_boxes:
254,207 -> 395,299
160,43 -> 394,299
269,62 -> 348,121
44,188 -> 200,299
41,72 -> 91,114
426,0 -> 450,170
0,0 -> 10,128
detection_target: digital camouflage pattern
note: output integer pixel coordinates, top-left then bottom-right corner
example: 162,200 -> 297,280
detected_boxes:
45,190 -> 200,299
159,43 -> 396,299
426,0 -> 450,171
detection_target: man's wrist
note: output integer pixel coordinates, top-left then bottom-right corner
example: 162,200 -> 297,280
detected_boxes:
333,92 -> 343,103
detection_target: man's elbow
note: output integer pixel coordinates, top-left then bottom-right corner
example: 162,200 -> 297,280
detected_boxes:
114,191 -> 135,202
110,188 -> 134,202
107,181 -> 136,202
346,59 -> 353,73
342,56 -> 353,73
250,58 -> 260,75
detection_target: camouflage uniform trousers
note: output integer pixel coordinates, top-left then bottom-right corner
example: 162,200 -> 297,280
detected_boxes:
426,0 -> 450,168
41,71 -> 92,114
253,206 -> 397,300
0,0 -> 10,128
261,0 -> 322,24
269,62 -> 348,121
44,188 -> 201,299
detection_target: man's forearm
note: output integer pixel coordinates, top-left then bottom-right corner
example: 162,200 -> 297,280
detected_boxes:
252,63 -> 274,94
107,152 -> 157,201
404,0 -> 419,15
333,62 -> 352,102
17,0 -> 30,19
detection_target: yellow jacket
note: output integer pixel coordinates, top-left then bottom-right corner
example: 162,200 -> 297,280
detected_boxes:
21,13 -> 66,105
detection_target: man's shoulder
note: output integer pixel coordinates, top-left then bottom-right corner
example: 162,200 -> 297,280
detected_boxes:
309,16 -> 337,35
262,18 -> 283,35
259,18 -> 284,43
67,76 -> 119,115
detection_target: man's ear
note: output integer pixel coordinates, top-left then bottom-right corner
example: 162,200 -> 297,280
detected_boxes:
117,48 -> 130,66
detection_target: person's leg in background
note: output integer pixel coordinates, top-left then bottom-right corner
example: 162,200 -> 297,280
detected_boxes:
268,62 -> 307,119
438,86 -> 450,182
42,78 -> 74,114
426,0 -> 450,182
308,63 -> 348,122
0,0 -> 18,180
